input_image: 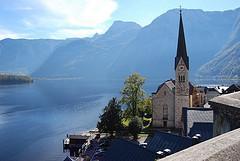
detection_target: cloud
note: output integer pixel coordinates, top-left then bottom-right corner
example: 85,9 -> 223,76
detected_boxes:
0,0 -> 118,39
16,6 -> 33,11
40,0 -> 118,27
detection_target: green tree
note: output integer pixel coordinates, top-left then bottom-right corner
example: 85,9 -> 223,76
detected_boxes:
97,97 -> 123,137
121,73 -> 145,118
139,97 -> 152,117
128,116 -> 143,140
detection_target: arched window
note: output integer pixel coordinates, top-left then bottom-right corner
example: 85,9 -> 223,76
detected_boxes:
163,104 -> 168,120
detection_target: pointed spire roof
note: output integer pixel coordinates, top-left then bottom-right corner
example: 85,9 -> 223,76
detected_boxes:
175,9 -> 189,70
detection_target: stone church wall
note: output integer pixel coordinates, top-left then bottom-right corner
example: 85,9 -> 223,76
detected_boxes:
152,84 -> 175,128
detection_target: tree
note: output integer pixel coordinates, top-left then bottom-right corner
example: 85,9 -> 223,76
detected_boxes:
128,116 -> 143,140
121,73 -> 145,118
139,97 -> 152,117
97,97 -> 123,137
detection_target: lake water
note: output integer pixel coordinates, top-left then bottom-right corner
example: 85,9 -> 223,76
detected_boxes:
0,79 -> 127,161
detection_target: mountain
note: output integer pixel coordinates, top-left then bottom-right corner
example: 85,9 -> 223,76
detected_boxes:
1,8 -> 240,81
109,9 -> 240,80
32,21 -> 142,78
197,11 -> 240,80
0,39 -> 64,74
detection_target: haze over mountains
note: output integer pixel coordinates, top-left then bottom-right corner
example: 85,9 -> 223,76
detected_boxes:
0,8 -> 240,81
197,10 -> 240,79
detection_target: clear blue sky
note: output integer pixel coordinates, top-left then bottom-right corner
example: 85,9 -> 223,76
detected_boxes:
0,0 -> 239,39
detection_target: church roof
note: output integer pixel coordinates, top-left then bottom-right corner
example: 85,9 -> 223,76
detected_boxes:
175,11 -> 189,70
152,79 -> 194,95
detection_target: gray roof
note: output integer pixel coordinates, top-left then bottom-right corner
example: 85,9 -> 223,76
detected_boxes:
63,156 -> 75,161
147,131 -> 192,153
209,91 -> 240,109
182,107 -> 213,140
103,139 -> 156,161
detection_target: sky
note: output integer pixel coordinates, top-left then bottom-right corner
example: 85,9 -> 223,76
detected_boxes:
0,0 -> 240,40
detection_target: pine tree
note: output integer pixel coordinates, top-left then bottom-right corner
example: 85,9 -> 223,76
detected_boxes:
97,97 -> 123,137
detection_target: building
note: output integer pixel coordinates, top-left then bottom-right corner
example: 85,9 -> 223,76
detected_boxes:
102,139 -> 156,161
152,10 -> 192,129
152,80 -> 195,128
102,132 -> 194,161
158,92 -> 240,161
174,10 -> 190,129
224,84 -> 240,94
182,107 -> 213,141
192,86 -> 207,107
205,87 -> 221,102
147,131 -> 193,154
209,91 -> 240,136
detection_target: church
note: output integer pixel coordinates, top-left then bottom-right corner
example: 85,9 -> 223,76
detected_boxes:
152,10 -> 197,129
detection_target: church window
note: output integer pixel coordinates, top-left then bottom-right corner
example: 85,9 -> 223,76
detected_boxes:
163,105 -> 168,120
182,75 -> 185,82
164,91 -> 166,95
163,121 -> 167,128
179,75 -> 185,83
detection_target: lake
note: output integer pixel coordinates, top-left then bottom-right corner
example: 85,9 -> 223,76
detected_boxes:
0,79 -> 128,161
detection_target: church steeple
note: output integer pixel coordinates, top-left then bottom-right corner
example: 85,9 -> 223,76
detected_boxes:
174,9 -> 190,129
175,9 -> 189,70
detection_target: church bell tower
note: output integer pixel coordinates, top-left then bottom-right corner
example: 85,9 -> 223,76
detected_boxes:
175,9 -> 190,129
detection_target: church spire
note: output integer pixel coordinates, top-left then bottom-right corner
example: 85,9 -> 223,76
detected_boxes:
175,8 -> 189,70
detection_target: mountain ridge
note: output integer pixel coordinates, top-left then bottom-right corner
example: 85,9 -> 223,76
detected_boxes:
0,8 -> 240,82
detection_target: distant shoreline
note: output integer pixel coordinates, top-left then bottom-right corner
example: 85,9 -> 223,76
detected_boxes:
0,73 -> 33,85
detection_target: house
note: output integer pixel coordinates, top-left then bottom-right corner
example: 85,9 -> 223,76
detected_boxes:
102,139 -> 156,161
182,107 -> 213,141
192,86 -> 207,107
224,84 -> 240,94
205,87 -> 220,102
147,131 -> 193,154
209,91 -> 240,136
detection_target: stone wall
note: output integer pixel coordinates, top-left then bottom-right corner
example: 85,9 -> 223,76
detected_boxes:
175,95 -> 189,128
209,92 -> 240,136
152,83 -> 175,128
